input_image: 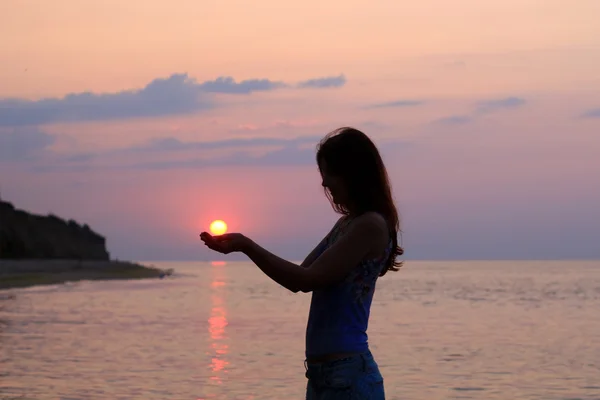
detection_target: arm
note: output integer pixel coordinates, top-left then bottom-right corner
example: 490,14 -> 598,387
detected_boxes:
241,217 -> 343,293
242,213 -> 387,293
300,217 -> 345,268
244,241 -> 309,293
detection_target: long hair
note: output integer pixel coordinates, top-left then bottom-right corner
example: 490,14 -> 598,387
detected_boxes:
316,127 -> 404,275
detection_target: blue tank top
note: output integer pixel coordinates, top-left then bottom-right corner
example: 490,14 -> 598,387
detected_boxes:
305,217 -> 393,359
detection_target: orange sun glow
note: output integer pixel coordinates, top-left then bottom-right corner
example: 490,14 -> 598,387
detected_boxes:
209,220 -> 228,236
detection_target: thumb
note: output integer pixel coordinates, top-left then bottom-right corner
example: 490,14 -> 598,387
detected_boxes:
200,231 -> 213,240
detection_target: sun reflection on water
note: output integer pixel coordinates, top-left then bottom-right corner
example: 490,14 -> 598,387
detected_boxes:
208,262 -> 229,385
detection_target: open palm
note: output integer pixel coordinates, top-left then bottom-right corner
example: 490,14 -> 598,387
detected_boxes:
200,232 -> 248,254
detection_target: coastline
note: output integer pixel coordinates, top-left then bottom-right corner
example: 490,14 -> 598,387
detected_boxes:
0,259 -> 170,290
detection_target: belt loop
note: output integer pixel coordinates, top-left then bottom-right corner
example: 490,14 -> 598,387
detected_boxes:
361,352 -> 367,371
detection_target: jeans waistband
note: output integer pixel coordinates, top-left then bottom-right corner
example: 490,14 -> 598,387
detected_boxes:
304,350 -> 374,373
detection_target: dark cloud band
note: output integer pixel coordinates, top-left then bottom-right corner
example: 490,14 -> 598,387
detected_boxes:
0,73 -> 346,127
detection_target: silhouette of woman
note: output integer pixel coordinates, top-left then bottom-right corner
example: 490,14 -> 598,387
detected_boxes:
201,127 -> 404,400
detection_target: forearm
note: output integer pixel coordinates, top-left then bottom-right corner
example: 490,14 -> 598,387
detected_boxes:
242,239 -> 309,293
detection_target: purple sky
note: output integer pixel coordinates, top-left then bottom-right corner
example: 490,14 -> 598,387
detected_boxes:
1,1 -> 600,261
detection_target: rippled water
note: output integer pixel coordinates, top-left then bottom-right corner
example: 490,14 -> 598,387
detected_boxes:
1,260 -> 600,399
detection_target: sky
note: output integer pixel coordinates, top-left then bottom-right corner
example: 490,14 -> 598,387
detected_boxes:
1,0 -> 600,261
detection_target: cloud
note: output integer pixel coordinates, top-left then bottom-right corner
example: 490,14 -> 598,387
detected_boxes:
0,74 -> 209,127
434,115 -> 472,125
365,100 -> 423,109
121,136 -> 409,170
433,96 -> 526,125
270,119 -> 321,129
127,146 -> 318,170
234,124 -> 260,132
197,76 -> 286,93
30,135 -> 322,172
129,135 -> 323,153
581,108 -> 600,118
30,133 -> 411,172
297,74 -> 346,89
0,73 -> 344,127
475,97 -> 526,114
230,119 -> 322,134
0,127 -> 55,162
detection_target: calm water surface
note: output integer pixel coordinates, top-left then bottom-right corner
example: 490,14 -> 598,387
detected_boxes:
1,261 -> 600,399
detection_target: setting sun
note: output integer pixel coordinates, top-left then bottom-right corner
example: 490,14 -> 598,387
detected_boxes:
209,220 -> 228,236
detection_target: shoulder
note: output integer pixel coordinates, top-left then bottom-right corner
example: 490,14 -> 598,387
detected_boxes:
350,212 -> 388,241
329,213 -> 387,244
356,212 -> 387,230
352,212 -> 389,258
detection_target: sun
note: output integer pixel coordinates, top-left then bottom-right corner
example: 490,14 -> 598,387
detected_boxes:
209,220 -> 228,235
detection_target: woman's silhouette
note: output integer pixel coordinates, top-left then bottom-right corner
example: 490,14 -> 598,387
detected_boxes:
201,127 -> 403,399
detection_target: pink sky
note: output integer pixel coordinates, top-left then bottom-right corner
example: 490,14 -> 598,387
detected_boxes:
1,0 -> 599,260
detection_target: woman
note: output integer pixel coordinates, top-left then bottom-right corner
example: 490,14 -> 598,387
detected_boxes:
200,127 -> 404,399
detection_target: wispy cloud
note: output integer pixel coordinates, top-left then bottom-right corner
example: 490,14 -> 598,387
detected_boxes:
197,76 -> 286,94
0,74 -> 209,127
433,115 -> 472,125
581,108 -> 600,118
233,124 -> 260,132
230,119 -> 322,134
297,74 -> 346,89
0,128 -> 55,162
475,97 -> 526,114
433,96 -> 526,125
0,73 -> 346,127
365,100 -> 424,109
29,133 -> 410,172
124,146 -> 318,170
128,135 -> 323,153
29,135 -> 322,172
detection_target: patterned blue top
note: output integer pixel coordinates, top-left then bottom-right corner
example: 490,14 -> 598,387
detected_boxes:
305,216 -> 393,359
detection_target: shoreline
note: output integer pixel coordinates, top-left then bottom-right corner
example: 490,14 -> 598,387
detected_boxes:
0,259 -> 171,290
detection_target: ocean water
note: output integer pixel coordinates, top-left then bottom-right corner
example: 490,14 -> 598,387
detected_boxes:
1,260 -> 600,400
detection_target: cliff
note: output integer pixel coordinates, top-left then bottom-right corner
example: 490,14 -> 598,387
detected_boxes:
0,200 -> 109,260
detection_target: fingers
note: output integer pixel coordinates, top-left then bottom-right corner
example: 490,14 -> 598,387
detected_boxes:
200,232 -> 229,241
200,233 -> 216,246
204,241 -> 225,253
200,232 -> 230,254
200,231 -> 212,241
199,232 -> 235,255
200,232 -> 221,245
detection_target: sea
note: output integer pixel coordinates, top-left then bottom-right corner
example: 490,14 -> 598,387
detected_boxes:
1,260 -> 600,400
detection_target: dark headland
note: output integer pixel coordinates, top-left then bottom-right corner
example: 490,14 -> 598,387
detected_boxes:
0,198 -> 168,290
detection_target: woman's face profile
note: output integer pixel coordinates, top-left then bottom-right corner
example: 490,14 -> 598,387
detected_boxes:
319,160 -> 348,206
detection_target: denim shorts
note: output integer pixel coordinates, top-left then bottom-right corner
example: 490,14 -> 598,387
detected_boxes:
304,350 -> 385,399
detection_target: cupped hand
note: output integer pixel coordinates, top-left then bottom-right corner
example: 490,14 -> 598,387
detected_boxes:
199,232 -> 250,254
